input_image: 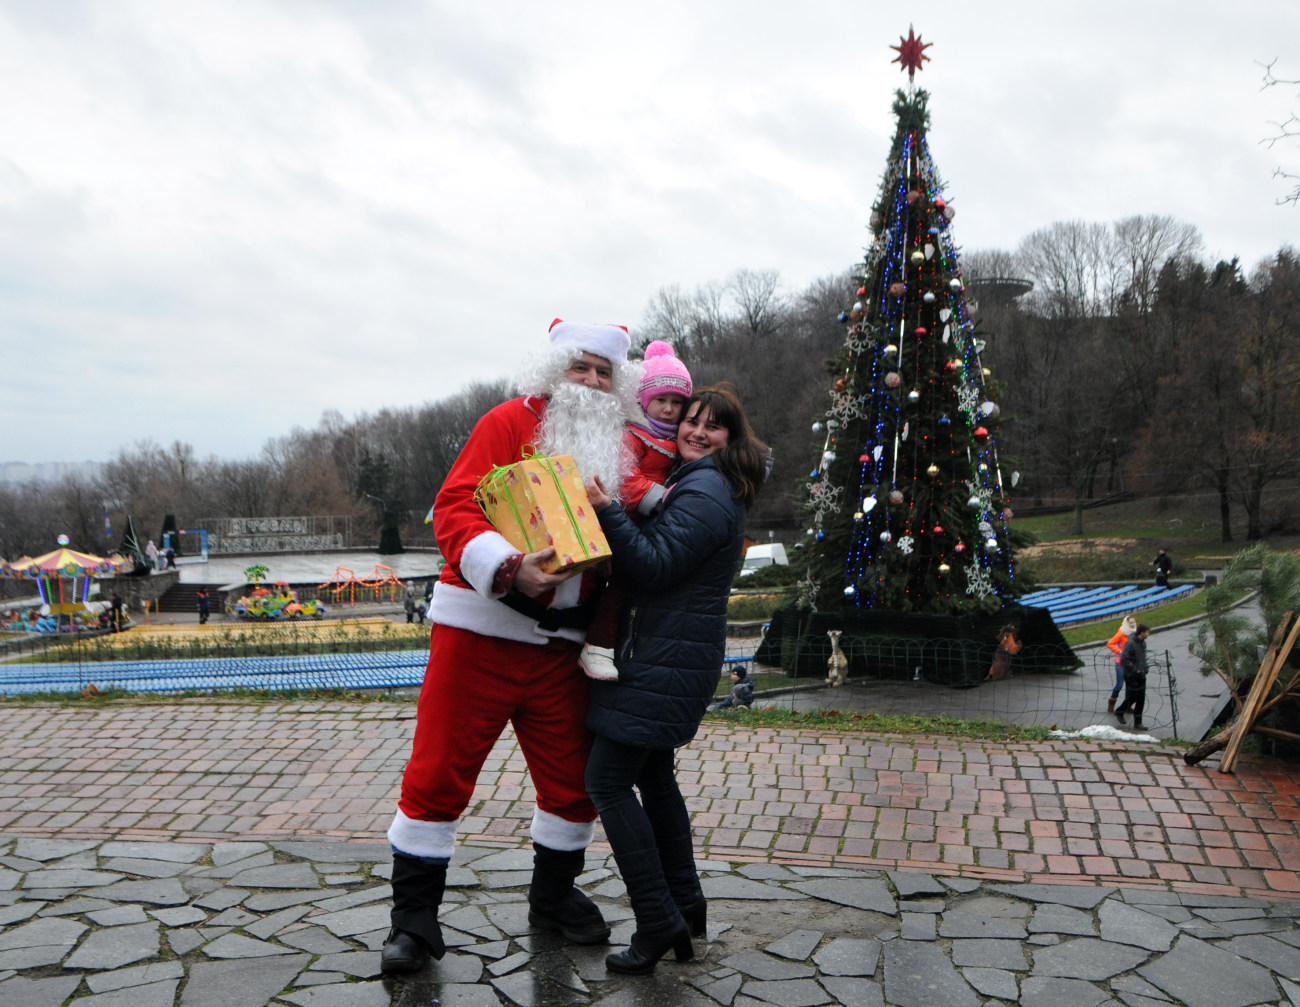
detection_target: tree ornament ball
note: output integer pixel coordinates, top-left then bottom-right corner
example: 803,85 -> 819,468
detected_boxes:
889,282 -> 906,298
939,414 -> 951,426
826,419 -> 839,430
910,250 -> 925,265
967,495 -> 982,509
884,372 -> 902,388
938,562 -> 951,574
852,301 -> 863,313
979,401 -> 999,419
954,542 -> 966,553
859,454 -> 870,466
932,524 -> 944,535
949,278 -> 962,290
982,367 -> 992,377
926,463 -> 939,476
880,531 -> 892,543
1003,507 -> 1014,521
908,390 -> 921,404
884,343 -> 899,356
837,311 -> 849,323
870,213 -> 882,228
942,206 -> 956,221
978,462 -> 988,472
817,530 -> 826,541
934,198 -> 946,210
914,326 -> 927,337
822,451 -> 837,465
945,360 -> 962,372
928,226 -> 941,235
923,291 -> 936,303
889,490 -> 904,504
806,527 -> 815,536
844,585 -> 857,596
853,511 -> 863,521
835,378 -> 846,392
856,285 -> 867,297
973,426 -> 989,444
985,537 -> 999,552
906,189 -> 921,204
812,422 -> 823,433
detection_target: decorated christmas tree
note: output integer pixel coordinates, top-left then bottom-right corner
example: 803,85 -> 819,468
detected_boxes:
798,29 -> 1020,618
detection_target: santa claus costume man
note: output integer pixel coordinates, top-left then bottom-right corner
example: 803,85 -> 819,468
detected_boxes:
382,319 -> 634,973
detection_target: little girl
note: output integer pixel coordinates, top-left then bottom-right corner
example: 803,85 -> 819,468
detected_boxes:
580,340 -> 692,680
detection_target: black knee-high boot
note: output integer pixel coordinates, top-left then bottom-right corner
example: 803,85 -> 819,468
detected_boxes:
381,855 -> 447,973
527,843 -> 611,944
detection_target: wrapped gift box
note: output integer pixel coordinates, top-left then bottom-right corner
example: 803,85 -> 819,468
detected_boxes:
474,454 -> 611,574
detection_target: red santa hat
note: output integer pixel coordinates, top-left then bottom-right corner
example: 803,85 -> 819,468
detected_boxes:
548,318 -> 630,366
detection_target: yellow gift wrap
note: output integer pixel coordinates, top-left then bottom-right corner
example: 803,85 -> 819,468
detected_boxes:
473,454 -> 612,574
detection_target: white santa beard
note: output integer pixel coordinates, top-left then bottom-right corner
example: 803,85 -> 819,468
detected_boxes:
536,383 -> 630,496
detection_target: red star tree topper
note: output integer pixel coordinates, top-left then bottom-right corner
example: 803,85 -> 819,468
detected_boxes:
891,25 -> 931,83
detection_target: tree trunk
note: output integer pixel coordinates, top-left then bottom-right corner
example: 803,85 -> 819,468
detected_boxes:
1071,492 -> 1084,536
1183,727 -> 1231,766
1217,470 -> 1232,543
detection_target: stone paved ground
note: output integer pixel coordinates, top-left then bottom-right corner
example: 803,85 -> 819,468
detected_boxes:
2,700 -> 1300,1005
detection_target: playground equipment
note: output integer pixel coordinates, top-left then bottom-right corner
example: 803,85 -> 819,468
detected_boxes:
317,565 -> 407,606
231,581 -> 327,620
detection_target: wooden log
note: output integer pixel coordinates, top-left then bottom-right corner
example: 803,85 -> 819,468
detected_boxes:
1184,613 -> 1296,769
1219,613 -> 1300,774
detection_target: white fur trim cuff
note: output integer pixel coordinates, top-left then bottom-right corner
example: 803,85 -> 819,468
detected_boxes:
460,530 -> 520,596
531,808 -> 596,852
388,809 -> 459,861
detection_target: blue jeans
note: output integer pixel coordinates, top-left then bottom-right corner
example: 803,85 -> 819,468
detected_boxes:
585,735 -> 700,933
1110,659 -> 1123,699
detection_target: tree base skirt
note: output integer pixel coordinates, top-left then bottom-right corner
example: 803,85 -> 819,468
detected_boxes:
753,605 -> 1079,688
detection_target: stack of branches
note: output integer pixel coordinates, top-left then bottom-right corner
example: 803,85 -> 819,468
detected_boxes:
1184,544 -> 1300,769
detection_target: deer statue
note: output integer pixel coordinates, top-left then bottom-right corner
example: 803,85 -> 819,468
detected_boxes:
826,629 -> 848,687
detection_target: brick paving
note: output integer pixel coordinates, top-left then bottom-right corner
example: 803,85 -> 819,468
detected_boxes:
2,700 -> 1298,901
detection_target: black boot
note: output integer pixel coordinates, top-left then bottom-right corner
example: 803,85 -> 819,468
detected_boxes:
605,916 -> 693,975
677,897 -> 707,938
381,854 -> 447,974
527,843 -> 610,944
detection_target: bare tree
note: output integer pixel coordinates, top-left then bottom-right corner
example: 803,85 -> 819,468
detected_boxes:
728,268 -> 785,338
1261,59 -> 1300,205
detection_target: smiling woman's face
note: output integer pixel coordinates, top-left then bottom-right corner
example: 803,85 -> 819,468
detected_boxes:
677,403 -> 729,463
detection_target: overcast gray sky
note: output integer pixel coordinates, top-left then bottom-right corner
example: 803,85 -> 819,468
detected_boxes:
4,0 -> 1297,465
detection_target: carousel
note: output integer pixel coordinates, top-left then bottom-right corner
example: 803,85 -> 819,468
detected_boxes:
2,535 -> 133,632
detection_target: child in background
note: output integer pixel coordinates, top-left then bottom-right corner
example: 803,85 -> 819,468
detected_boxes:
579,341 -> 692,681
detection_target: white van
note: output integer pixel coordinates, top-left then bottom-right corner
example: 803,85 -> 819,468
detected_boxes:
739,543 -> 789,576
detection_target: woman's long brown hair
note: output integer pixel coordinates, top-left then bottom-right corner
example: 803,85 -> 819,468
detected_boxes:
682,383 -> 769,510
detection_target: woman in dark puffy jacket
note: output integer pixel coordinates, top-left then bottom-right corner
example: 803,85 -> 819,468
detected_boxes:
583,383 -> 768,975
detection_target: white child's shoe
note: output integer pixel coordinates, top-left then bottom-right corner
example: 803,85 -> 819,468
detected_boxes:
580,644 -> 619,681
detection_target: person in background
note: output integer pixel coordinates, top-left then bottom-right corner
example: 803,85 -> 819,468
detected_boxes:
196,588 -> 211,625
1104,615 -> 1137,712
1151,548 -> 1172,588
145,539 -> 160,572
709,666 -> 754,710
1114,623 -> 1152,731
403,582 -> 417,624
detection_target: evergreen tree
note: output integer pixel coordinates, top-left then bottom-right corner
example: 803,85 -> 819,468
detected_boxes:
799,42 -> 1019,617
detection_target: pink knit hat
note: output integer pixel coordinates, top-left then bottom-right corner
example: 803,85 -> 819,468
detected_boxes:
637,341 -> 692,411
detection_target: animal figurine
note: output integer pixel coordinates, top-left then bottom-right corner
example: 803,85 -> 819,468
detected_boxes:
826,629 -> 848,687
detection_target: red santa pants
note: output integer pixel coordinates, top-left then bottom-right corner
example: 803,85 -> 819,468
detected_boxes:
398,623 -> 596,827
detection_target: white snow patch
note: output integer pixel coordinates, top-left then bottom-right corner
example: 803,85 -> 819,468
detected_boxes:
1051,724 -> 1159,743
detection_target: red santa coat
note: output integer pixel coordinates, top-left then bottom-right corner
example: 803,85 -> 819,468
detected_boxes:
390,395 -> 602,861
429,395 -> 603,644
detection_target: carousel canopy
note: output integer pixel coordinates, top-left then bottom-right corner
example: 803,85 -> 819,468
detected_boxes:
3,546 -> 131,578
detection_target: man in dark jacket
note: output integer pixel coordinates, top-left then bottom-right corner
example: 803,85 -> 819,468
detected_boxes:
1114,623 -> 1152,730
